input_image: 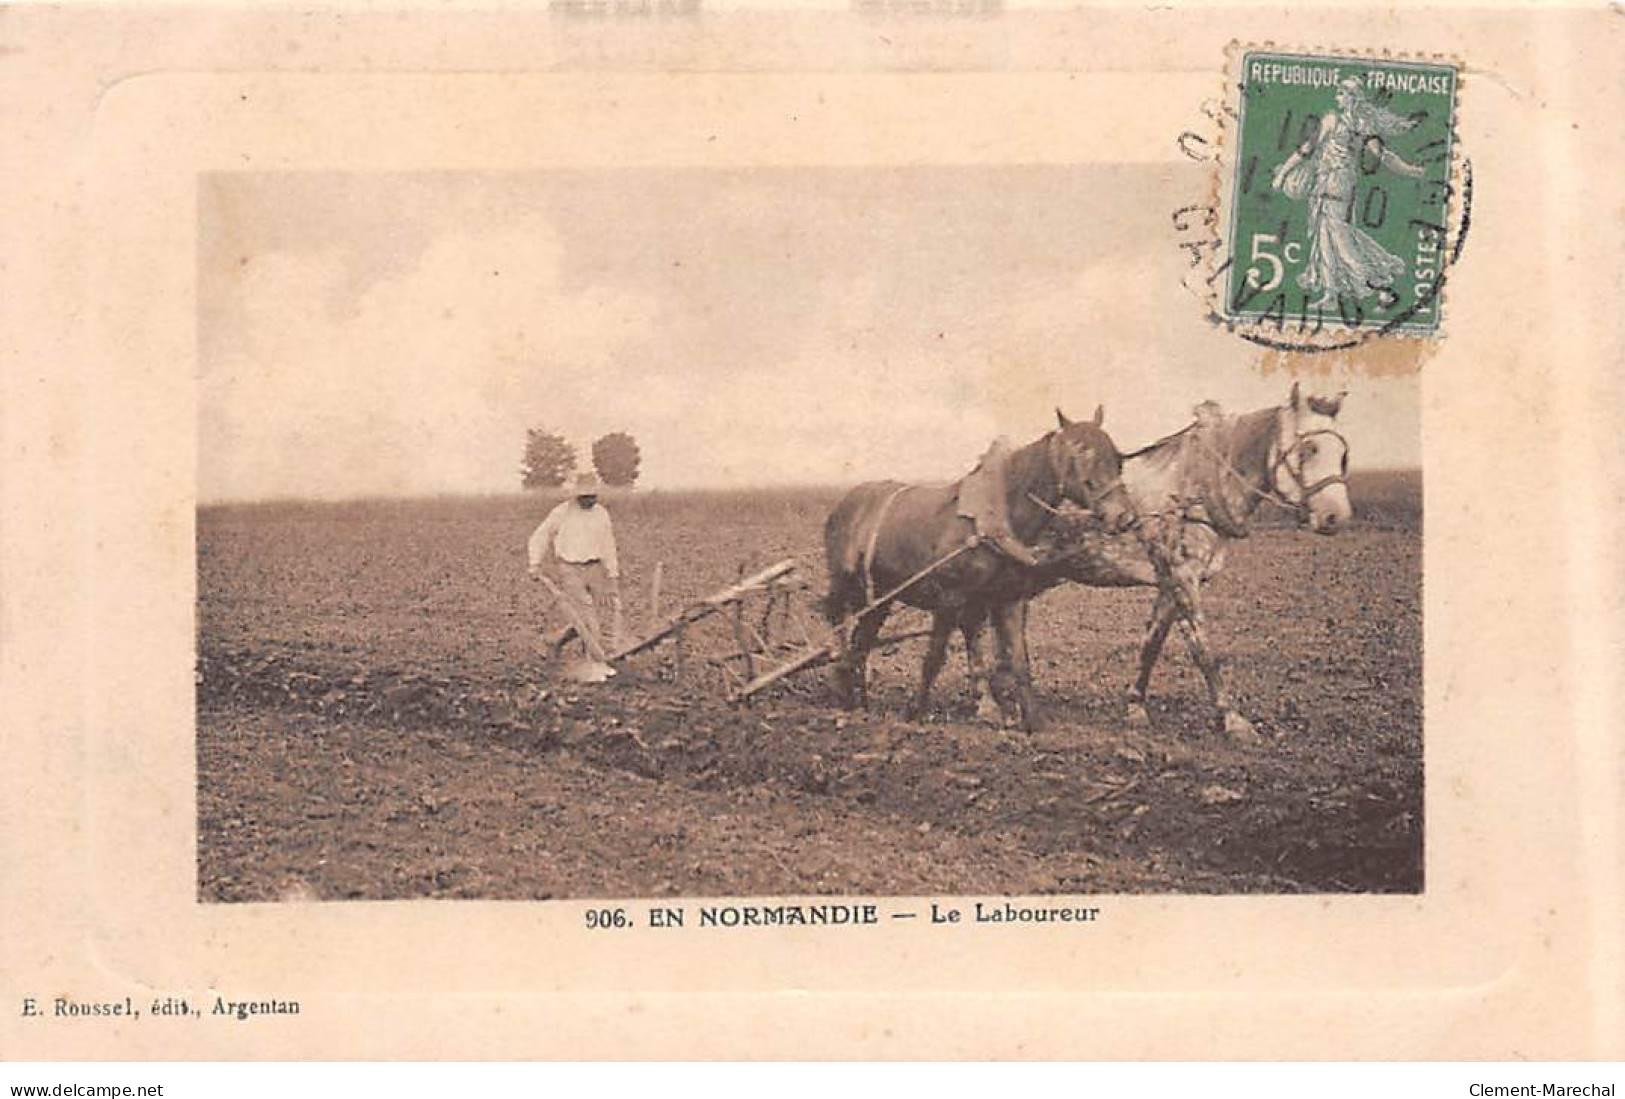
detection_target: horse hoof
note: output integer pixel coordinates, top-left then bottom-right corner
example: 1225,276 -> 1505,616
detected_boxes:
1126,702 -> 1151,728
1222,711 -> 1262,745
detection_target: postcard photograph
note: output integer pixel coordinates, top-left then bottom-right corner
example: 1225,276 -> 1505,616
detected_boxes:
3,0 -> 1620,1061
196,165 -> 1423,904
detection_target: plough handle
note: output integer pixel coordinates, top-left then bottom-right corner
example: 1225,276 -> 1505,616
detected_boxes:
533,571 -> 610,663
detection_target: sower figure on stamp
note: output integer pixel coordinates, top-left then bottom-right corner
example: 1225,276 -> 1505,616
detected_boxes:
527,471 -> 624,668
1271,76 -> 1427,310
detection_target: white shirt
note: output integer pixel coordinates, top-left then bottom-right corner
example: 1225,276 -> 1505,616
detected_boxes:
528,499 -> 619,578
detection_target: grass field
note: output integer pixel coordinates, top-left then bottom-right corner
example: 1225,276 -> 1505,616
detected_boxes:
198,471 -> 1422,900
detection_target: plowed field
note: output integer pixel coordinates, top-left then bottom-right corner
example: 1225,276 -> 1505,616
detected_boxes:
198,474 -> 1422,900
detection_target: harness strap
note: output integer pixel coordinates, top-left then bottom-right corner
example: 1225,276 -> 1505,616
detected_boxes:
1191,423 -> 1350,530
1270,428 -> 1349,507
862,484 -> 913,606
1189,432 -> 1254,539
1027,478 -> 1137,530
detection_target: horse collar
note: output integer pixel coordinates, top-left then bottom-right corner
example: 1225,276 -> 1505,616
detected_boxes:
1194,428 -> 1253,539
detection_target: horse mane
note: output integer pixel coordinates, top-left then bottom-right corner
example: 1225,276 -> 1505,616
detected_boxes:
1125,406 -> 1279,466
1224,406 -> 1281,473
1004,429 -> 1062,505
1119,404 -> 1283,538
1122,422 -> 1195,461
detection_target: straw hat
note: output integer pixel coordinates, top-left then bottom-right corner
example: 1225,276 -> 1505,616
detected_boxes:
569,471 -> 601,496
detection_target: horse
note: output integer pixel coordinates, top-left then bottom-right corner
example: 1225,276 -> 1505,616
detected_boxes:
951,383 -> 1354,743
821,407 -> 1137,732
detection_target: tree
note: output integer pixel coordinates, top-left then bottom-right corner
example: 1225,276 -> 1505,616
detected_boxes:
520,429 -> 576,489
591,431 -> 641,488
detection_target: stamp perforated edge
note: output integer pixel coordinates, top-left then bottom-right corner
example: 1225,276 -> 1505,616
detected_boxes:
1196,40 -> 1469,356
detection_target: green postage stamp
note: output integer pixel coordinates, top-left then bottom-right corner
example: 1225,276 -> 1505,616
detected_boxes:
1218,50 -> 1462,342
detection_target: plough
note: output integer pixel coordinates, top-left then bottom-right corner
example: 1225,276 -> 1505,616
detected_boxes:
567,539 -> 983,704
608,559 -> 799,664
726,539 -> 980,703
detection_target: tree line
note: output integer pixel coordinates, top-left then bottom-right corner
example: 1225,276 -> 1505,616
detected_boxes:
520,429 -> 641,489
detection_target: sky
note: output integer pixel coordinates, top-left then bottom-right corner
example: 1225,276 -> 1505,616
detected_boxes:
197,167 -> 1420,501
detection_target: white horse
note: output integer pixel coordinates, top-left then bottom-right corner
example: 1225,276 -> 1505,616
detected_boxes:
949,382 -> 1354,743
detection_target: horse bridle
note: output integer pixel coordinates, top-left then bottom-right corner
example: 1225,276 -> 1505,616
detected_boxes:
1187,412 -> 1348,529
1045,431 -> 1136,527
1268,426 -> 1350,511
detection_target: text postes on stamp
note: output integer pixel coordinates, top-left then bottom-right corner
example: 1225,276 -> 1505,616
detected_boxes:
1210,50 -> 1461,350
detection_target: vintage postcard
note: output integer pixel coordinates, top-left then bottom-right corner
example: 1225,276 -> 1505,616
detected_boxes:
1,1 -> 1620,1061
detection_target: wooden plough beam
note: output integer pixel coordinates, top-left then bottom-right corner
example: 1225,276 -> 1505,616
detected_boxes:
601,538 -> 980,704
607,559 -> 799,664
727,538 -> 981,705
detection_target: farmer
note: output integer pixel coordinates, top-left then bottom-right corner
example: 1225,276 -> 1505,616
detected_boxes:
528,471 -> 623,661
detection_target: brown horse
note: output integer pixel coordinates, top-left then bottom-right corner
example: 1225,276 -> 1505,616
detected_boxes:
954,383 -> 1354,742
821,407 -> 1136,731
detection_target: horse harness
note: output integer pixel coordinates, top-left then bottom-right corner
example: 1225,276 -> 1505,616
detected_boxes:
1025,429 -> 1137,529
1269,427 -> 1349,509
1193,417 -> 1350,525
861,483 -> 914,606
859,430 -> 1136,603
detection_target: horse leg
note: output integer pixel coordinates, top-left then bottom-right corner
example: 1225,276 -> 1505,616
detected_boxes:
1126,588 -> 1178,726
840,606 -> 888,711
960,606 -> 1002,724
987,615 -> 1015,725
826,575 -> 863,706
1018,600 -> 1048,729
1011,600 -> 1044,733
991,600 -> 1043,732
1170,597 -> 1260,745
907,611 -> 956,722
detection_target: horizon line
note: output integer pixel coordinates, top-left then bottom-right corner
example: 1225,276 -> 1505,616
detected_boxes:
197,467 -> 1423,509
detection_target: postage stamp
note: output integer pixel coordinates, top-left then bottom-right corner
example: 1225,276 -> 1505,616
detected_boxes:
1185,48 -> 1464,352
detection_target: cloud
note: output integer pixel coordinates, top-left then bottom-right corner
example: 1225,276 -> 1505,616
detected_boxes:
201,216 -> 659,500
951,251 -> 1418,464
200,171 -> 1419,500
